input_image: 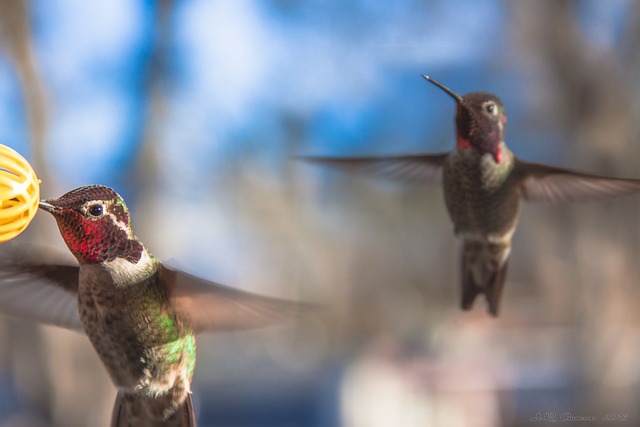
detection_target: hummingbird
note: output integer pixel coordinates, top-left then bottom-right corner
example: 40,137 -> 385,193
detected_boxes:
0,185 -> 307,427
301,74 -> 640,317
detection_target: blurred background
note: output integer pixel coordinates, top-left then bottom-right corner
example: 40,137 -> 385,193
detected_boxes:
0,0 -> 639,426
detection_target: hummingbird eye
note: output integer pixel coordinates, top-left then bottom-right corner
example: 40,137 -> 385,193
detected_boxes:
87,204 -> 104,218
484,102 -> 498,116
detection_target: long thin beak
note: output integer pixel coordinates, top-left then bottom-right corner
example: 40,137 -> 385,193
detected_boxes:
421,74 -> 464,103
38,200 -> 59,213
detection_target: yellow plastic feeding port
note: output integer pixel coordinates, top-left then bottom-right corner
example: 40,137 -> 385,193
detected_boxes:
0,145 -> 40,242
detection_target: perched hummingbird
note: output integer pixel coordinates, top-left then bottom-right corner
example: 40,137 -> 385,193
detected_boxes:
0,185 -> 307,427
302,75 -> 640,317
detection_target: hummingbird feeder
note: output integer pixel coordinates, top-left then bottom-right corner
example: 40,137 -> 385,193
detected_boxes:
0,144 -> 40,242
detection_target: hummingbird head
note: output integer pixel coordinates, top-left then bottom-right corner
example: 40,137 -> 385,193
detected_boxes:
421,75 -> 507,164
38,185 -> 143,265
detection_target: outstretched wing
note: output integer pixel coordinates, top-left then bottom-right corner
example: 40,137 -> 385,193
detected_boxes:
298,153 -> 449,184
162,264 -> 311,335
516,159 -> 640,203
0,244 -> 82,331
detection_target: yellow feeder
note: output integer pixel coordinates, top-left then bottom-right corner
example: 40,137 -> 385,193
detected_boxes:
0,145 -> 40,242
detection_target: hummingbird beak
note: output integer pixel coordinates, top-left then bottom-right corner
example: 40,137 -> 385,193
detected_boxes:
421,74 -> 464,104
38,200 -> 60,213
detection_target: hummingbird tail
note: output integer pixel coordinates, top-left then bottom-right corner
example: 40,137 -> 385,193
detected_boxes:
460,263 -> 481,312
111,391 -> 197,427
485,259 -> 509,317
460,239 -> 510,317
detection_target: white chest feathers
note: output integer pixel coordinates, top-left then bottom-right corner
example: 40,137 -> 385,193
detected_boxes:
101,248 -> 156,287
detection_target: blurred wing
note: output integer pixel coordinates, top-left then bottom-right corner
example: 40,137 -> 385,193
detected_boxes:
516,159 -> 640,203
299,153 -> 449,184
161,265 -> 309,335
0,244 -> 82,331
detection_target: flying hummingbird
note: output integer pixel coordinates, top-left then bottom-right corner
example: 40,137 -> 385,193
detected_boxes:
301,74 -> 640,317
0,185 -> 307,427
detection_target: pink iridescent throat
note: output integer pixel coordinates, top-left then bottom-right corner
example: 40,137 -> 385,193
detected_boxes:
58,211 -> 143,264
456,137 -> 471,150
62,217 -> 107,263
456,136 -> 502,164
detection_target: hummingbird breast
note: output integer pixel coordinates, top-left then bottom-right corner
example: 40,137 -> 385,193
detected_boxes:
442,148 -> 521,240
77,265 -> 195,401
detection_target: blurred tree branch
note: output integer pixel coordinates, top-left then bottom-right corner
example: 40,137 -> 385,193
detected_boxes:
512,0 -> 639,170
0,2 -> 58,426
512,0 -> 640,413
0,0 -> 48,179
135,0 -> 175,193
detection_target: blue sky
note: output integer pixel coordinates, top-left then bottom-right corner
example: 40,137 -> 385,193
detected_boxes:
1,0 -> 634,191
0,0 -> 516,187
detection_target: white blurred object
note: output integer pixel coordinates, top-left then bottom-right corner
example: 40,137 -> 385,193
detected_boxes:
340,340 -> 500,427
